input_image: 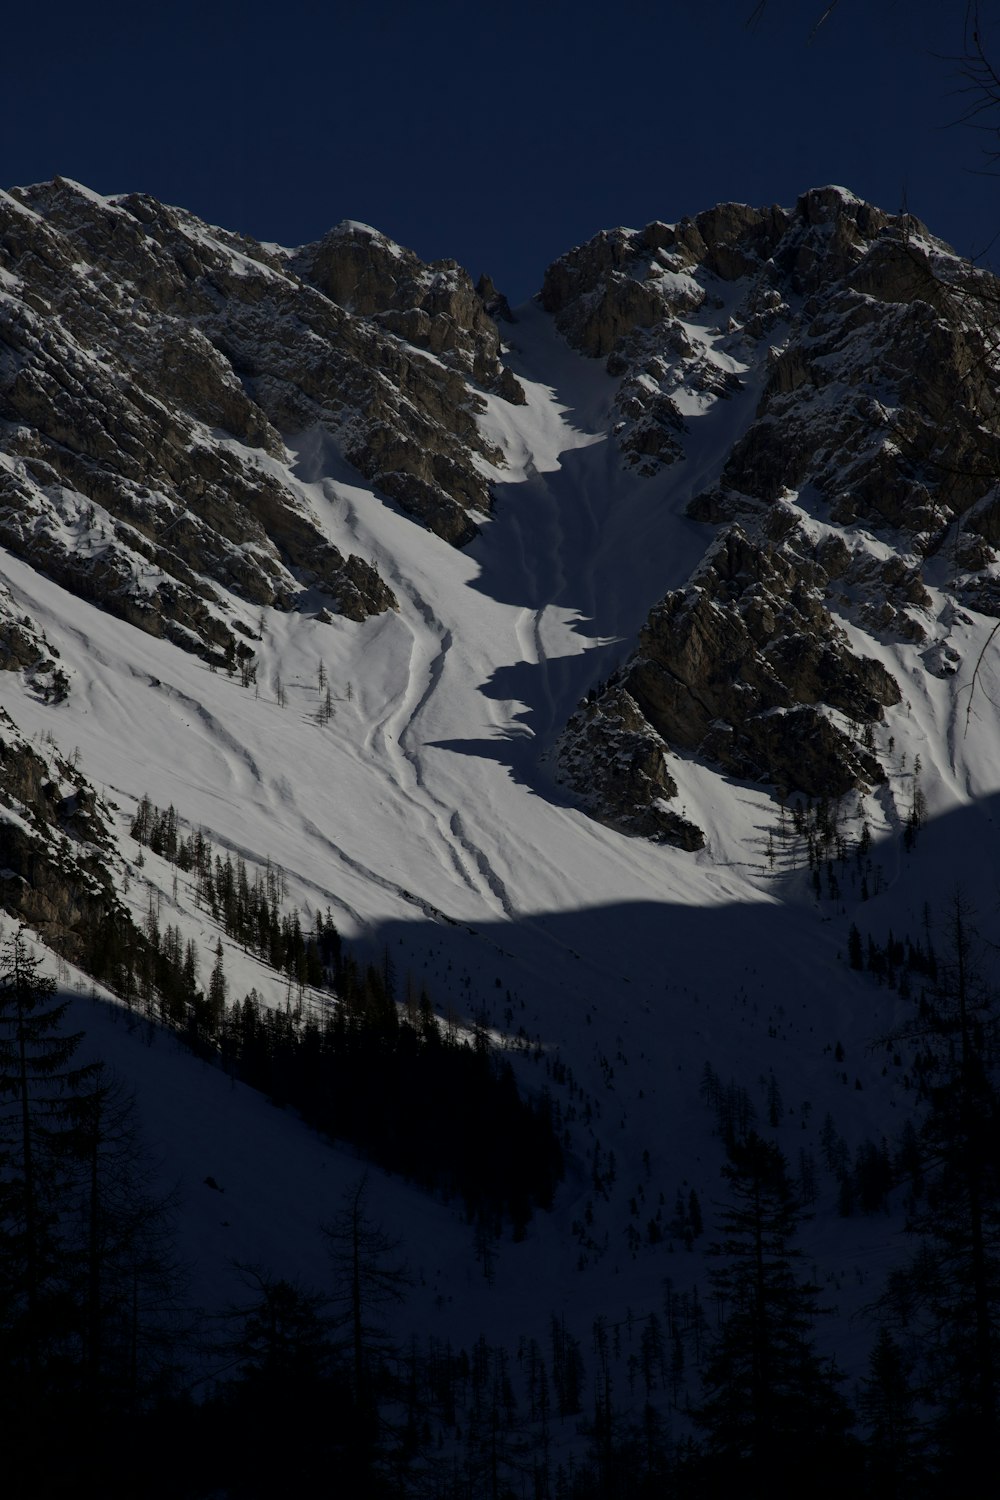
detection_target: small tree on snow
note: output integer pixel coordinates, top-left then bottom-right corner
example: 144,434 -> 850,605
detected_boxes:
322,1174 -> 409,1406
690,1132 -> 857,1491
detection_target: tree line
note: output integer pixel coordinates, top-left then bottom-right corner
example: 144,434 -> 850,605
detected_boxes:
8,785 -> 1000,1494
128,795 -> 564,1232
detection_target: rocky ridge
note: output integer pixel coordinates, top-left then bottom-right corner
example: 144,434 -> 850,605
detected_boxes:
552,188 -> 1000,839
292,221 -> 524,404
0,577 -> 67,700
0,179 -> 524,662
0,707 -> 130,963
3,178 -> 997,853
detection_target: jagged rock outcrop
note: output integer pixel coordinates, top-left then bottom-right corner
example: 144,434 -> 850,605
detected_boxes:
541,186 -> 1000,513
0,179 -> 524,657
561,524 -> 899,809
552,187 -> 1000,835
651,191 -> 1000,617
5,177 -> 999,849
540,223 -> 708,473
292,222 -> 525,404
558,686 -> 705,847
699,250 -> 1000,576
476,274 -> 515,327
0,706 -> 130,961
0,181 -> 394,655
0,581 -> 67,699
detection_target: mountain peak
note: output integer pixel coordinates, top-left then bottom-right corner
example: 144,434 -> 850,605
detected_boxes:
2,179 -> 999,1485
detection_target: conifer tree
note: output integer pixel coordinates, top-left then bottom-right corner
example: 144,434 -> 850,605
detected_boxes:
690,1132 -> 857,1496
859,1327 -> 925,1498
206,1264 -> 346,1499
881,890 -> 1000,1484
207,940 -> 227,1032
0,928 -> 98,1402
323,1173 -> 409,1404
74,1062 -> 185,1419
0,932 -> 184,1486
228,1262 -> 331,1391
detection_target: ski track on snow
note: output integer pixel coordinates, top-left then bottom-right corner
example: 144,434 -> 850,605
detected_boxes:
337,495 -> 520,917
6,288 -> 999,1003
8,221 -> 1000,1394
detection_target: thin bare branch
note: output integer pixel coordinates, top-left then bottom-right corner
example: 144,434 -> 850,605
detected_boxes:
808,3 -> 842,42
745,1 -> 841,37
961,617 -> 1000,735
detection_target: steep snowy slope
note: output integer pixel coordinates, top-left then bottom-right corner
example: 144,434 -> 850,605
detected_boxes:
2,181 -> 1000,1441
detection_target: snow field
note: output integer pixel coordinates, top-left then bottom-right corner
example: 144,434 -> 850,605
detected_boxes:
0,275 -> 997,1381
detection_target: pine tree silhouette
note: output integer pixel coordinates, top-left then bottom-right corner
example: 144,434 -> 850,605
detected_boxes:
690,1132 -> 858,1496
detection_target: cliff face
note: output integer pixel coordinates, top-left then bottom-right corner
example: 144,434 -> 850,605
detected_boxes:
0,705 -> 130,963
0,179 -> 525,664
3,178 -> 999,851
551,188 -> 1000,839
292,220 -> 525,403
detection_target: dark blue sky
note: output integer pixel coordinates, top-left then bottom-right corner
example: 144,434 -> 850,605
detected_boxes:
4,1 -> 997,301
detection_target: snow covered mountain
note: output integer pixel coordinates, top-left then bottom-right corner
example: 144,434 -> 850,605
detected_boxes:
3,176 -> 1000,1489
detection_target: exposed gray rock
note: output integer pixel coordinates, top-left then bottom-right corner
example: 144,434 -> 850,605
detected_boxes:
476,273 -> 515,325
629,526 -> 898,795
559,522 -> 900,806
0,706 -> 130,962
695,217 -> 1000,575
557,686 -> 705,849
292,221 -> 525,402
552,186 -> 1000,834
0,582 -> 64,698
0,179 -> 529,659
0,181 -> 402,655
